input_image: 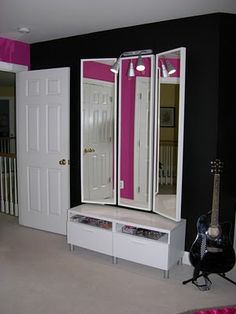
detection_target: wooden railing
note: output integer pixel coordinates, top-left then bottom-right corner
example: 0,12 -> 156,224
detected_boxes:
0,152 -> 18,216
0,137 -> 16,153
159,140 -> 177,185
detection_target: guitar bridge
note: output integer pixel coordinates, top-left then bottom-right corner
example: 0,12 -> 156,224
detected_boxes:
206,247 -> 223,253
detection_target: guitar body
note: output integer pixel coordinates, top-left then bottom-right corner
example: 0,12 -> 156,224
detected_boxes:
190,214 -> 236,274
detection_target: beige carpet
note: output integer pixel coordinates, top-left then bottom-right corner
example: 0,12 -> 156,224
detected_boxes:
0,213 -> 235,314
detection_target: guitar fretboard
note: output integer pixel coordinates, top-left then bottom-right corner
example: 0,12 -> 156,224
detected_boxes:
211,173 -> 220,227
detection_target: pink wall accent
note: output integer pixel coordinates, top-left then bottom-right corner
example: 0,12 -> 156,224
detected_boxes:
0,37 -> 30,68
83,61 -> 115,82
159,58 -> 180,77
120,57 -> 151,199
194,306 -> 236,314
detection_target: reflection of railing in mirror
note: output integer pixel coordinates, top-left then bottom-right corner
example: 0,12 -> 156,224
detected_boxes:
159,140 -> 177,193
153,47 -> 186,222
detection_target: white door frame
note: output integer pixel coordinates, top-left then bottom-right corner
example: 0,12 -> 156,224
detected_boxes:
0,62 -> 28,220
0,96 -> 15,136
0,96 -> 15,153
0,62 -> 23,138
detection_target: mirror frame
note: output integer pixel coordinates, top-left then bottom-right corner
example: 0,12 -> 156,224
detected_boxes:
153,47 -> 186,221
80,58 -> 118,205
117,54 -> 155,212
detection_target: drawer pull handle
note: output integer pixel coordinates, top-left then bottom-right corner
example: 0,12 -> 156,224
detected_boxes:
131,240 -> 147,245
82,227 -> 95,233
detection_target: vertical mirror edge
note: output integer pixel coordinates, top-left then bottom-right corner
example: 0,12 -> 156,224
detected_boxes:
153,47 -> 186,222
80,58 -> 117,205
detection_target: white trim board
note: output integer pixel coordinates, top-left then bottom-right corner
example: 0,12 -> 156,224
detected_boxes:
0,61 -> 28,72
183,251 -> 191,265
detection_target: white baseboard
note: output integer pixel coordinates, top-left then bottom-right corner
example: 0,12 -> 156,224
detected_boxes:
182,251 -> 191,265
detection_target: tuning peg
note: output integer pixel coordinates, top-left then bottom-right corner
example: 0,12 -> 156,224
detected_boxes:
210,159 -> 224,174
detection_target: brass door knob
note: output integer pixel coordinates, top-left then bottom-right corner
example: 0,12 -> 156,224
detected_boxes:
84,148 -> 95,153
59,159 -> 66,165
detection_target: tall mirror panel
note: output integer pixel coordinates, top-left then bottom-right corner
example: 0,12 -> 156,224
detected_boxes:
81,59 -> 117,204
153,48 -> 186,221
118,55 -> 154,211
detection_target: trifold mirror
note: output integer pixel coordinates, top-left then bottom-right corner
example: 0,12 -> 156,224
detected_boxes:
81,47 -> 186,221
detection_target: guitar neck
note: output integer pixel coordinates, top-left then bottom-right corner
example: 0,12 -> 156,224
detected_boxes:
211,173 -> 220,227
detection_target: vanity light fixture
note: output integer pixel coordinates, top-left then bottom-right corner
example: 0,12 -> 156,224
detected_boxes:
110,49 -> 153,74
110,59 -> 120,74
160,59 -> 169,78
165,59 -> 176,75
160,58 -> 176,77
136,54 -> 145,72
127,60 -> 135,77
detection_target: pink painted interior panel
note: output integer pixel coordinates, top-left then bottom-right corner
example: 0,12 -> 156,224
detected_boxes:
120,57 -> 151,199
158,58 -> 180,77
83,61 -> 115,82
0,37 -> 30,67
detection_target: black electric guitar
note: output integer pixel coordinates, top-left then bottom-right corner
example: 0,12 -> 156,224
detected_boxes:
189,159 -> 235,274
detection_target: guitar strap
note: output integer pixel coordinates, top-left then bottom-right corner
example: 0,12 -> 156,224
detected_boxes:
200,234 -> 206,259
192,234 -> 212,291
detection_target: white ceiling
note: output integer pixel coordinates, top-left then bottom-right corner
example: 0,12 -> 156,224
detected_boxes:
0,0 -> 235,44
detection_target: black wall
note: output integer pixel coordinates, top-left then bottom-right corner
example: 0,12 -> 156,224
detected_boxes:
30,13 -> 236,250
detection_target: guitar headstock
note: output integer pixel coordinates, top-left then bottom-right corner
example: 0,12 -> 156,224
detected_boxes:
211,159 -> 223,174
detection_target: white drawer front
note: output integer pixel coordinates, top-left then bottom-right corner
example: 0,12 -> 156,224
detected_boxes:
67,222 -> 113,256
113,233 -> 168,269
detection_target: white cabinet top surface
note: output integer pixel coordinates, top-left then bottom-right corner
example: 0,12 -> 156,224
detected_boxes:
68,204 -> 185,233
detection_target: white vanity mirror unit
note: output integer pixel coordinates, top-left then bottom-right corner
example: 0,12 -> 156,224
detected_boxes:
80,48 -> 186,221
118,54 -> 155,211
153,47 -> 186,221
71,48 -> 186,276
81,58 -> 117,205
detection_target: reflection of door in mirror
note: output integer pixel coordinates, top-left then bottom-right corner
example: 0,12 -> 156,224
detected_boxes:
153,48 -> 186,221
81,59 -> 117,204
118,56 -> 154,211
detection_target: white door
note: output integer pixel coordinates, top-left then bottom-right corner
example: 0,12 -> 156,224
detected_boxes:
134,77 -> 150,205
16,68 -> 70,235
82,80 -> 114,202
